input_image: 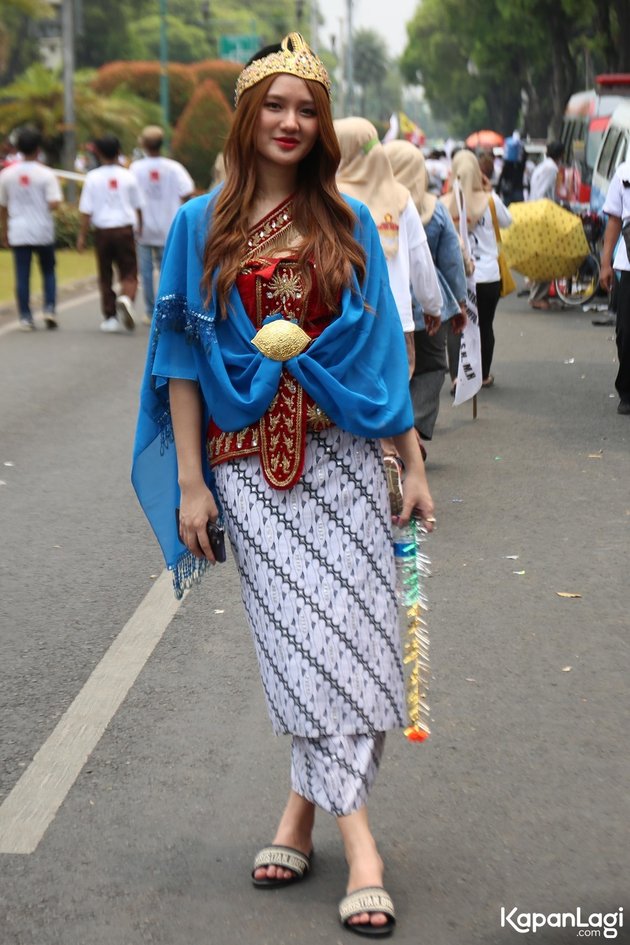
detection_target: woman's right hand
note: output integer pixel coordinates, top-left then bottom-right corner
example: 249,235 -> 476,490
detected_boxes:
178,482 -> 220,562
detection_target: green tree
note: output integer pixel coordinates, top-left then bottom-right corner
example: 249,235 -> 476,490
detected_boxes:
353,28 -> 389,118
127,16 -> 215,66
401,0 -> 628,139
0,0 -> 53,84
0,64 -> 162,163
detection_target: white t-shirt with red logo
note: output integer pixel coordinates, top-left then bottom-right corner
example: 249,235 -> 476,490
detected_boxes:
78,164 -> 143,229
130,156 -> 194,246
0,160 -> 62,246
602,159 -> 630,272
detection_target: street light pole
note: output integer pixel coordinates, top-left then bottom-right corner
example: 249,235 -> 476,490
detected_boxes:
60,0 -> 76,199
159,0 -> 170,138
310,0 -> 318,52
345,0 -> 354,115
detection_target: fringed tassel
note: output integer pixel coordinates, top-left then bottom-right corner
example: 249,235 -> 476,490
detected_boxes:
170,550 -> 212,600
401,517 -> 431,743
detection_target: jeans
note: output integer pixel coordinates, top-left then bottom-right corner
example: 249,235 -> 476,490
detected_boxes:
12,244 -> 56,319
137,244 -> 164,316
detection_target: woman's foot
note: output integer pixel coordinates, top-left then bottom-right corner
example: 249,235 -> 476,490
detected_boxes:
338,807 -> 390,930
481,374 -> 494,388
252,791 -> 315,883
345,842 -> 388,929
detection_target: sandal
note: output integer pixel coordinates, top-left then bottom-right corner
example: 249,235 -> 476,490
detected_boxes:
481,375 -> 494,388
339,886 -> 396,937
251,844 -> 312,888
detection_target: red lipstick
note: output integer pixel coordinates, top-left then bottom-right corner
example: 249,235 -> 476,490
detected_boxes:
275,138 -> 299,150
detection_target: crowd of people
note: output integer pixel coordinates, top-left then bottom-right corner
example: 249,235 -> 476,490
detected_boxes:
0,125 -> 194,333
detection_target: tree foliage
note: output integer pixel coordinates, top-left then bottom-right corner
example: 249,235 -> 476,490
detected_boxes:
171,78 -> 233,188
343,27 -> 404,123
401,0 -> 630,138
0,64 -> 162,162
189,60 -> 241,109
91,62 -> 196,125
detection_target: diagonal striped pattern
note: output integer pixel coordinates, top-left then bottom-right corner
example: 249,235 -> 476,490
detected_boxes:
213,428 -> 405,740
291,732 -> 386,816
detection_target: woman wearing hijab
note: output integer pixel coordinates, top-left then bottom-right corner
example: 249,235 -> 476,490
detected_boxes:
441,149 -> 512,388
384,139 -> 467,444
334,118 -> 442,377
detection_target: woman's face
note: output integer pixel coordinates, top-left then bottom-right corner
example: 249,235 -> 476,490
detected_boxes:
255,74 -> 319,169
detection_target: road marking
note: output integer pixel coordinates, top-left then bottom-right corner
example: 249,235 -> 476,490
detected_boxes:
0,569 -> 181,855
0,289 -> 99,338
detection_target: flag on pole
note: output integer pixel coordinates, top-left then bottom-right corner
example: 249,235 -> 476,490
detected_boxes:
453,180 -> 482,406
398,111 -> 425,146
382,112 -> 425,146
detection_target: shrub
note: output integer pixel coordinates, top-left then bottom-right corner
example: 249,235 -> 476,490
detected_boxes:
92,62 -> 195,124
54,203 -> 93,248
171,79 -> 233,190
187,60 -> 240,110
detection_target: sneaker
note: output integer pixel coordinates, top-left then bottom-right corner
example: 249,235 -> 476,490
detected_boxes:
617,401 -> 630,415
100,316 -> 125,333
44,312 -> 58,329
115,294 -> 135,330
19,317 -> 35,332
383,454 -> 404,517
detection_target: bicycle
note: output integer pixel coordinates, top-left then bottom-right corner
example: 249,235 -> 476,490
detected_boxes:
553,210 -> 603,306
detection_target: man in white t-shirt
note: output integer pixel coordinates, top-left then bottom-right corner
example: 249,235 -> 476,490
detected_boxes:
130,126 -> 194,324
600,160 -> 630,414
528,141 -> 563,201
78,134 -> 143,333
0,128 -> 62,330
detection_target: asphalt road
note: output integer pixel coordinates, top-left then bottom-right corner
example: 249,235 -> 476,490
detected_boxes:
0,289 -> 628,945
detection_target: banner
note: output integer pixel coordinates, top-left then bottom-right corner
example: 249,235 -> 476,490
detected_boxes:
453,180 -> 482,406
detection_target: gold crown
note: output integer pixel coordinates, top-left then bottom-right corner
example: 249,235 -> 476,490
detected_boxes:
234,32 -> 332,106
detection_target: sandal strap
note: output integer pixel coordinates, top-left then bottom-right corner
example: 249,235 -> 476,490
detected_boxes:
252,845 -> 310,877
339,886 -> 396,924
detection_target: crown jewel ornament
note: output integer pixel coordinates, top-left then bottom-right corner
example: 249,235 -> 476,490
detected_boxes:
235,32 -> 332,106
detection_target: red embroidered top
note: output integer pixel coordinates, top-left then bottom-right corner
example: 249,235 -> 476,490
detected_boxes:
207,198 -> 334,490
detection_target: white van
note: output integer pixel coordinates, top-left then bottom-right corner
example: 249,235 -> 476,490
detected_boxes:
590,102 -> 630,213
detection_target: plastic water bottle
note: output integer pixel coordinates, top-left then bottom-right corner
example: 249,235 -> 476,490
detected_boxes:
392,524 -> 416,605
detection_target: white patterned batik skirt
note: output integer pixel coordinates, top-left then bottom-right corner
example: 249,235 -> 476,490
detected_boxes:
213,427 -> 404,815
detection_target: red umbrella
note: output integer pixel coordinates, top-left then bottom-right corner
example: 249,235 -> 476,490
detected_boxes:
465,129 -> 504,149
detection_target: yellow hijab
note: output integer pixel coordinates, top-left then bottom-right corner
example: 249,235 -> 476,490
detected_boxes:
335,116 -> 409,259
441,148 -> 490,229
383,139 -> 438,227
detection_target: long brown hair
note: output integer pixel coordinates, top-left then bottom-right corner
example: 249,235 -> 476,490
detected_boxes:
202,75 -> 366,316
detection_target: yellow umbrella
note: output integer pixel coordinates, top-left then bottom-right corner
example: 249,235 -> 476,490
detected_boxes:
501,199 -> 589,282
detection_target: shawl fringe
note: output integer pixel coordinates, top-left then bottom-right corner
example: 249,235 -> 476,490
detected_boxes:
170,550 -> 213,600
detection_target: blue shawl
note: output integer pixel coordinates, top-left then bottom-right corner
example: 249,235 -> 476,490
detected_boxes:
131,188 -> 413,596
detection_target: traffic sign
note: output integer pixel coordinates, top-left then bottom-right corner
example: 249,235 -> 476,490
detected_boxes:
219,34 -> 260,63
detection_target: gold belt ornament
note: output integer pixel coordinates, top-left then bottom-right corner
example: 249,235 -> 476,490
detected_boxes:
251,318 -> 311,361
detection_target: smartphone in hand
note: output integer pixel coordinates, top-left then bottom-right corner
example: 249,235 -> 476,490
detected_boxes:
175,509 -> 226,563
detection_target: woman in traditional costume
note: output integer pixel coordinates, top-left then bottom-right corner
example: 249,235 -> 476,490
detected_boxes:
132,33 -> 434,937
384,140 -> 467,440
441,149 -> 512,388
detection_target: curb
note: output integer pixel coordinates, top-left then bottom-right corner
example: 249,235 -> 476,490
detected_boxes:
0,276 -> 98,319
